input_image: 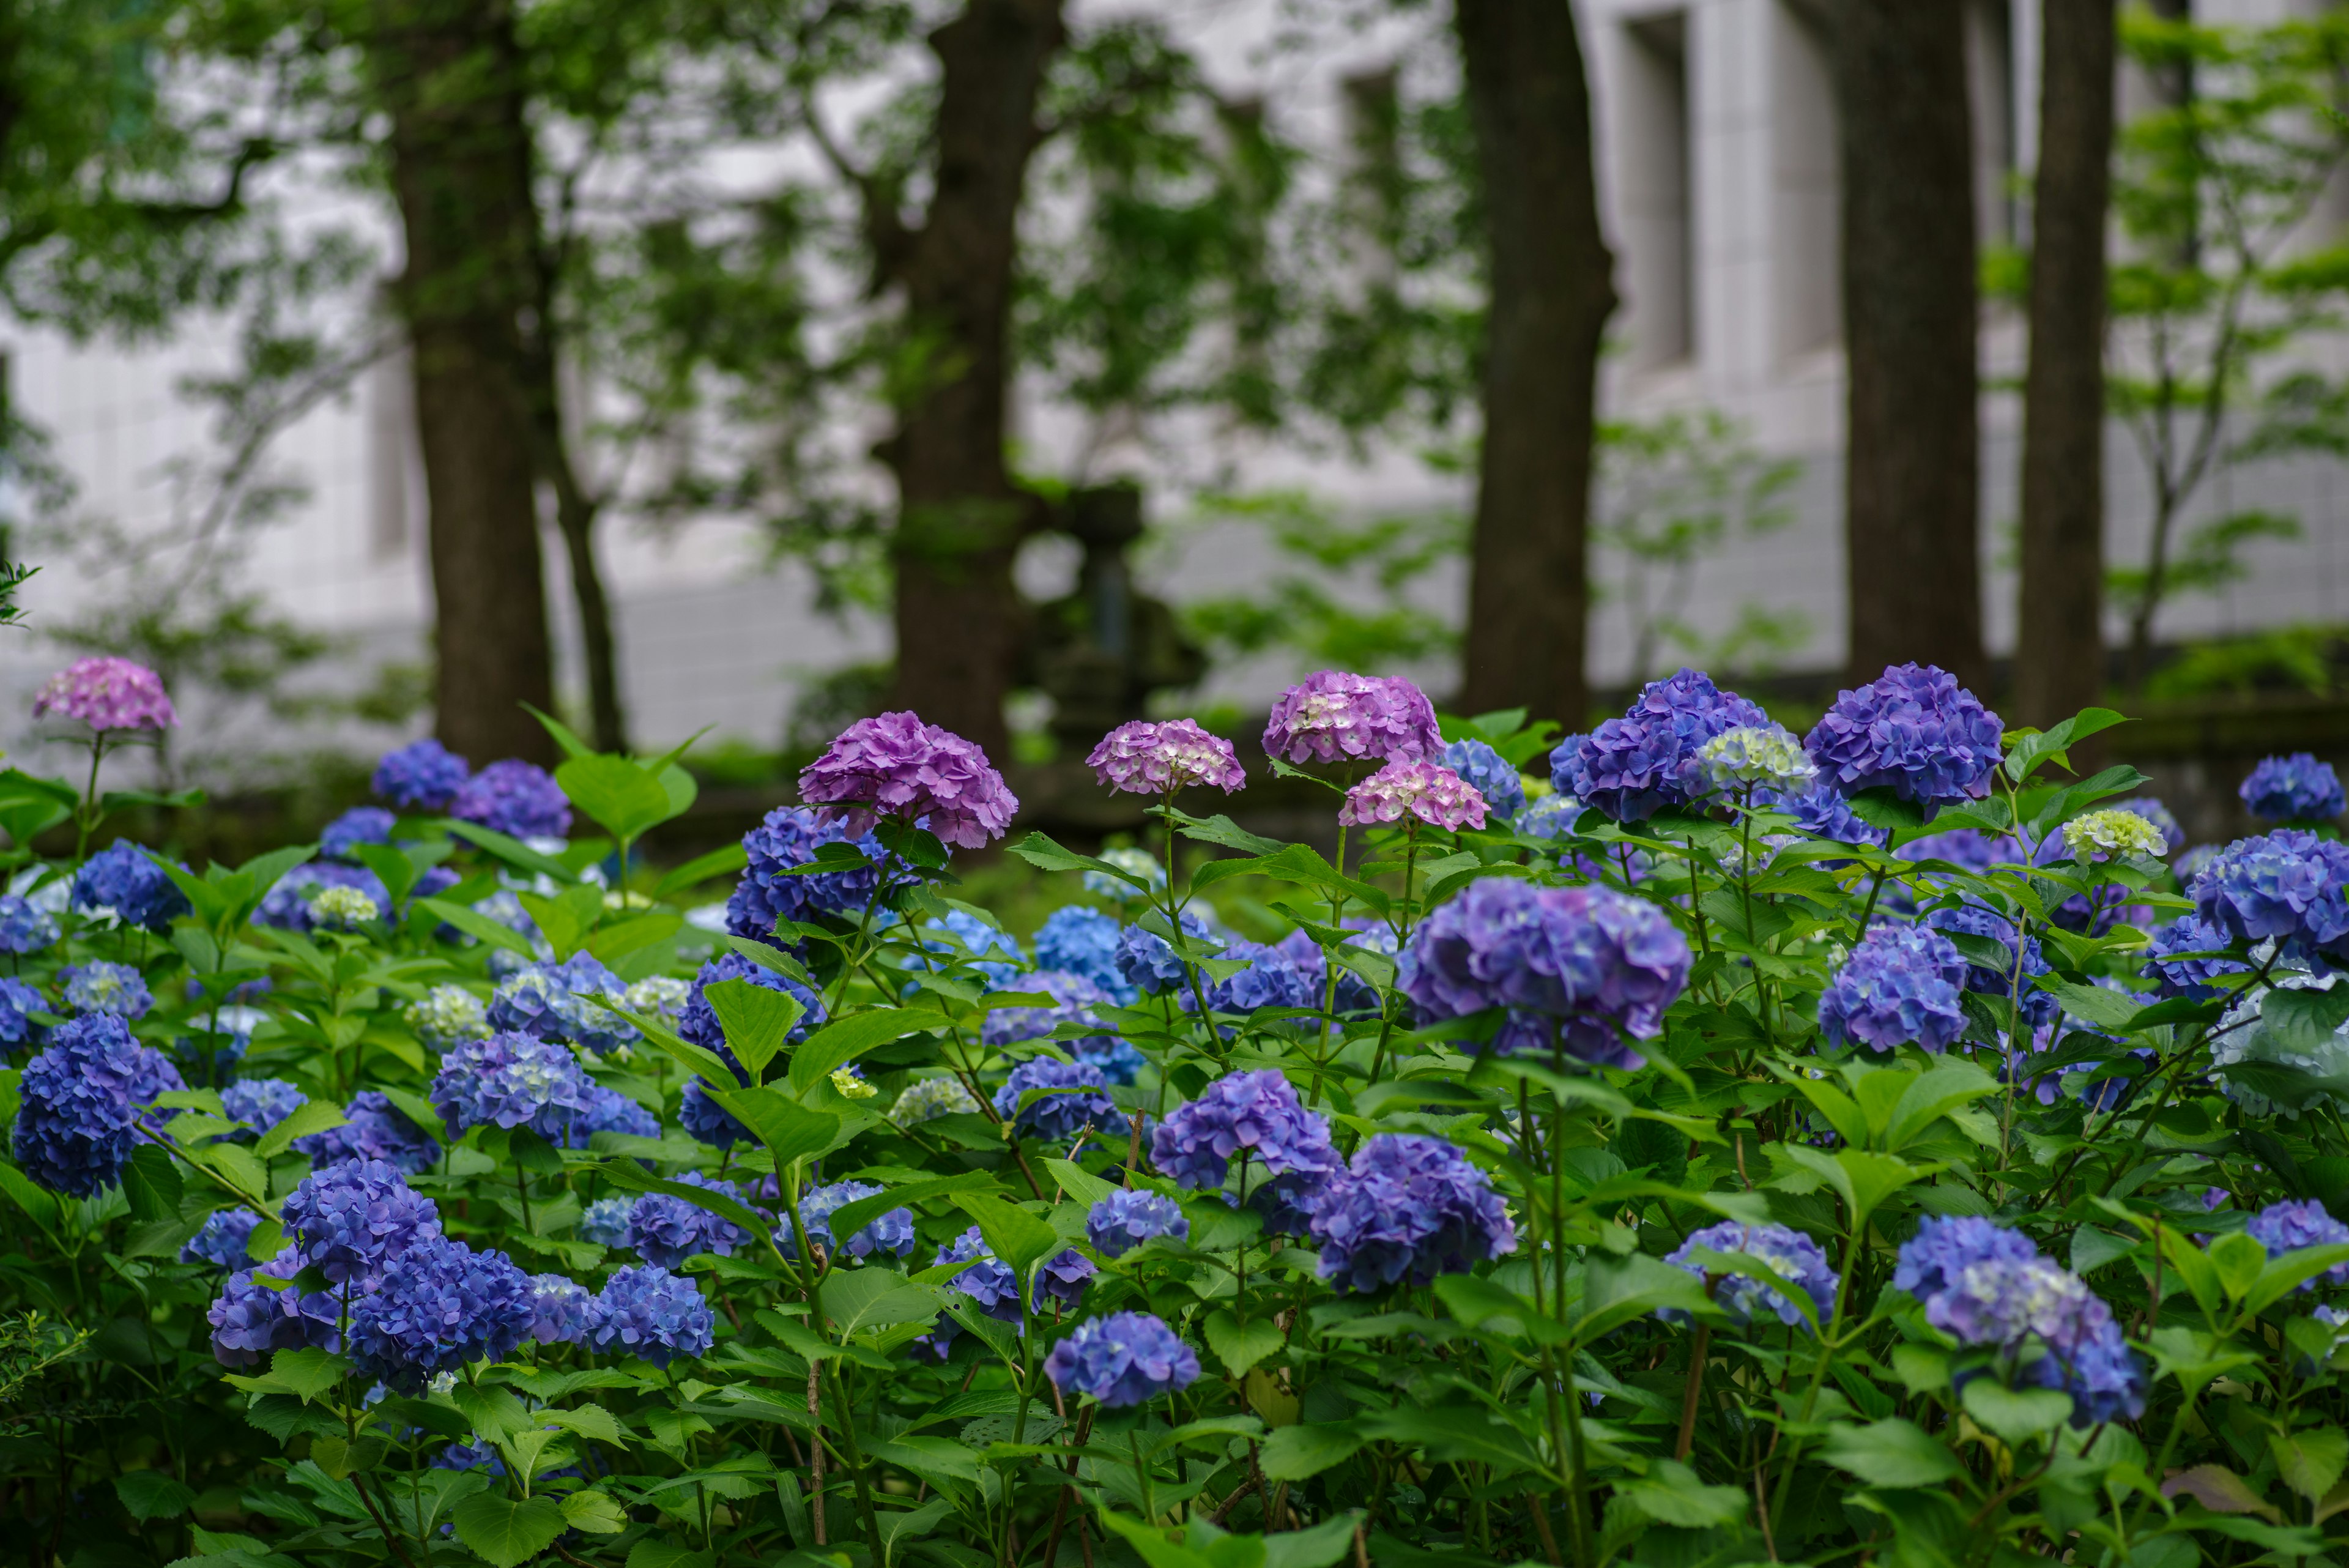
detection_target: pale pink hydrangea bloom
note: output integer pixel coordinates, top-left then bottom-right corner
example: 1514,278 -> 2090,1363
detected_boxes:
1338,761 -> 1488,831
32,657 -> 176,732
1087,719 -> 1245,795
1261,671 -> 1440,765
799,711 -> 1019,850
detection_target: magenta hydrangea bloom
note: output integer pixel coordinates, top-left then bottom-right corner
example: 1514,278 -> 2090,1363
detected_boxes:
798,710 -> 1019,850
1087,719 -> 1245,795
1261,672 -> 1441,766
32,657 -> 176,732
1338,760 -> 1488,830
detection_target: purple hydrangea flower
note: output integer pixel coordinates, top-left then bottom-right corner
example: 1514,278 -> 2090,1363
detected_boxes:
373,738 -> 470,812
1087,719 -> 1246,795
984,970 -> 1118,1054
1262,672 -> 1441,767
911,908 -> 1025,987
2118,797 -> 2185,855
1805,663 -> 2005,809
348,1233 -> 534,1392
540,1085 -> 661,1150
73,840 -> 191,933
1033,905 -> 1134,1004
0,976 -> 43,1052
1893,1216 -> 2041,1302
579,1197 -> 633,1247
182,1208 -> 265,1269
1924,905 -> 2058,1028
792,1180 -> 917,1262
727,806 -> 888,945
429,1032 -> 598,1138
1663,1221 -> 1839,1329
451,760 -> 571,839
528,1275 -> 595,1345
993,1055 -> 1116,1143
937,1227 -> 1019,1322
1441,739 -> 1526,822
1398,880 -> 1693,1069
280,1159 -> 443,1286
321,806 -> 396,860
2141,913 -> 2249,1000
1037,1247 -> 1097,1312
208,1249 -> 340,1367
0,896 -> 59,955
2246,1199 -> 2349,1290
1339,761 -> 1489,831
1817,923 -> 1969,1053
1196,941 -> 1321,1015
680,1079 -> 752,1151
294,1091 -> 442,1174
2242,754 -> 2347,824
61,960 -> 151,1020
1087,1189 -> 1190,1257
1044,1312 -> 1200,1407
678,951 -> 826,1069
2192,830 -> 2349,968
1115,911 -> 1217,997
1551,670 -> 1769,822
799,710 -> 1019,850
626,1173 -> 755,1268
12,1014 -> 185,1196
585,1265 -> 714,1367
1076,1036 -> 1146,1087
221,1078 -> 306,1139
489,953 -> 637,1056
1311,1134 -> 1516,1293
256,863 -> 391,935
1151,1069 -> 1339,1191
33,657 -> 176,732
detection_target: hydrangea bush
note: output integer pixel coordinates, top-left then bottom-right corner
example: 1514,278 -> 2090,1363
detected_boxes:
10,661 -> 2349,1568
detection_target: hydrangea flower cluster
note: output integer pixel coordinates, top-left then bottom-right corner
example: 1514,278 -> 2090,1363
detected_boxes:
1261,672 -> 1441,766
1197,941 -> 1321,1016
1033,905 -> 1132,1003
1311,1134 -> 1516,1293
1553,670 -> 1768,822
1087,1189 -> 1190,1257
1152,1070 -> 1339,1192
1663,1221 -> 1839,1329
280,1159 -> 444,1285
529,1275 -> 595,1345
913,909 -> 1025,987
579,1197 -> 634,1247
1818,923 -> 1969,1053
1698,724 -> 1819,797
182,1208 -> 265,1270
626,1174 -> 755,1268
428,1031 -> 598,1138
1044,1312 -> 1200,1407
2192,829 -> 2349,968
292,1091 -> 441,1173
1762,786 -> 1888,852
12,1014 -> 185,1195
0,976 -> 44,1051
221,1078 -> 307,1139
1115,910 -> 1218,997
321,806 -> 396,860
73,841 -> 191,932
1439,739 -> 1526,821
1894,1217 -> 2043,1301
2141,913 -> 2249,1000
1398,880 -> 1693,1068
993,1055 -> 1116,1142
208,1250 -> 340,1367
983,969 -> 1116,1053
1338,760 -> 1488,831
33,657 -> 176,732
1804,663 -> 2003,809
891,1076 -> 981,1128
2245,1198 -> 2349,1290
403,984 -> 488,1051
258,864 -> 391,934
624,975 -> 691,1023
678,951 -> 826,1062
61,960 -> 150,1019
726,805 -> 888,945
793,1180 -> 916,1261
2241,753 -> 2347,823
309,885 -> 381,929
0,895 -> 59,954
2118,797 -> 2185,854
584,1265 -> 714,1367
373,738 -> 470,812
544,1085 -> 660,1149
2063,808 -> 2170,861
348,1233 -> 534,1391
451,760 -> 571,839
799,711 -> 1018,849
1083,846 -> 1165,903
489,953 -> 637,1055
1088,719 -> 1246,795
680,1080 -> 752,1150
1923,905 -> 2057,1027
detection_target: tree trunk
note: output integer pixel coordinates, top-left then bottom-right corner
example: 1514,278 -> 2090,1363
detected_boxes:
2014,0 -> 2115,732
373,0 -> 557,768
1836,0 -> 1984,694
1453,0 -> 1615,729
881,0 -> 1065,764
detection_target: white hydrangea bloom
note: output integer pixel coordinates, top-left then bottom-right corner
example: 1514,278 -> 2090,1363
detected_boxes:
2063,808 -> 2169,861
1698,724 -> 1819,795
890,1076 -> 980,1127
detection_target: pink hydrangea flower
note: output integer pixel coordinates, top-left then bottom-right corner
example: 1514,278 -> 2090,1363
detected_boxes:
1338,761 -> 1488,830
799,711 -> 1019,850
32,657 -> 176,733
1262,672 -> 1440,766
1087,720 -> 1245,796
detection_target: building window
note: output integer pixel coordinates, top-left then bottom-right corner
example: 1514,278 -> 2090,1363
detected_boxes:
1619,9 -> 1694,368
1773,0 -> 1840,358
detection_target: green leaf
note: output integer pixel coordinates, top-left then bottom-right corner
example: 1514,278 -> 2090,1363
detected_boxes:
1042,1158 -> 1118,1207
115,1468 -> 197,1522
2164,1464 -> 2282,1523
376,1088 -> 448,1148
700,1085 -> 840,1170
2209,1232 -> 2268,1302
2265,987 -> 2349,1055
558,1490 -> 628,1535
2041,978 -> 2145,1032
2273,1428 -> 2349,1503
790,1009 -> 932,1097
700,978 -> 805,1081
443,821 -> 577,883
2246,1244 -> 2349,1314
951,1191 -> 1060,1274
418,897 -> 538,959
254,1099 -> 348,1161
826,1176 -> 993,1247
1820,1419 -> 1964,1487
586,912 -> 682,968
1257,1424 -> 1367,1482
1961,1380 -> 2074,1443
1261,1514 -> 1365,1568
625,1540 -> 714,1568
0,1159 -> 60,1229
557,755 -> 680,844
122,1143 -> 182,1223
1007,831 -> 1152,889
349,843 -> 420,908
1620,1458 -> 1748,1528
269,1348 -> 350,1404
1357,1403 -> 1541,1474
654,844 -> 749,900
1574,1252 -> 1715,1342
451,1492 -> 566,1568
538,1406 -> 628,1446
1779,1145 -> 1932,1230
1203,1310 -> 1286,1376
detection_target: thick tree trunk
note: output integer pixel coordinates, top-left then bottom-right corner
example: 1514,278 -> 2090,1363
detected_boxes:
1453,0 -> 1615,729
1836,0 -> 1984,693
2014,0 -> 2115,732
373,0 -> 557,768
882,0 -> 1065,764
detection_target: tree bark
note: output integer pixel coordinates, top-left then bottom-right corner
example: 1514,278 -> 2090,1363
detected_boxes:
1836,0 -> 1984,693
373,0 -> 557,768
1453,0 -> 1615,729
2014,0 -> 2115,732
880,0 -> 1065,764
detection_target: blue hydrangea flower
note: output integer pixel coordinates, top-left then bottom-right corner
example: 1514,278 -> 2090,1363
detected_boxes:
540,1085 -> 661,1150
1310,1134 -> 1516,1293
528,1275 -> 595,1345
1151,1069 -> 1340,1192
1441,739 -> 1526,822
1918,1252 -> 2147,1424
679,1079 -> 753,1151
1044,1312 -> 1200,1408
348,1233 -> 533,1391
1516,793 -> 1582,842
73,840 -> 191,932
1663,1221 -> 1839,1329
626,1173 -> 755,1268
0,895 -> 59,954
12,1014 -> 185,1196
489,953 -> 638,1056
2117,797 -> 2186,856
433,1443 -> 506,1476
585,1265 -> 714,1367
2246,1199 -> 2349,1290
1551,670 -> 1769,822
726,805 -> 888,945
937,1227 -> 1020,1325
60,960 -> 152,1020
257,863 -> 392,934
1803,663 -> 2004,809
1033,906 -> 1134,1003
792,1180 -> 916,1262
2192,830 -> 2349,968
579,1197 -> 634,1247
1894,1216 -> 2041,1302
678,951 -> 826,1064
1077,1036 -> 1147,1087
182,1208 -> 265,1269
1818,923 -> 1969,1053
992,1055 -> 1116,1143
1196,941 -> 1321,1014
2243,754 -> 2347,823
1087,1189 -> 1189,1257
280,1159 -> 443,1286
984,970 -> 1119,1053
913,909 -> 1026,987
321,806 -> 397,860
1924,905 -> 2058,1027
451,760 -> 571,839
1115,911 -> 1218,997
2141,913 -> 2249,1000
0,976 -> 46,1052
209,1249 -> 340,1367
373,738 -> 470,812
429,1032 -> 598,1138
1036,1247 -> 1097,1312
1275,926 -> 1390,1019
1759,784 -> 1888,852
221,1078 -> 307,1140
294,1091 -> 441,1173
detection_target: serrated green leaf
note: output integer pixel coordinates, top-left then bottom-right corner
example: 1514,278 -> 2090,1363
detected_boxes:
952,1191 -> 1059,1274
451,1492 -> 566,1568
254,1098 -> 347,1161
789,1008 -> 932,1097
700,978 -> 804,1080
558,1489 -> 628,1534
115,1468 -> 196,1522
1820,1419 -> 1963,1487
